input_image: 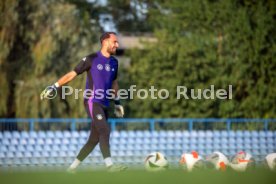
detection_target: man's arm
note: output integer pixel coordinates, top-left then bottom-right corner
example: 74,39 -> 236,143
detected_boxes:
41,55 -> 92,100
40,71 -> 78,100
112,79 -> 119,98
112,79 -> 124,117
56,71 -> 78,87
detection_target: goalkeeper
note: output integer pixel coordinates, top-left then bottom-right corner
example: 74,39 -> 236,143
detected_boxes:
41,32 -> 126,172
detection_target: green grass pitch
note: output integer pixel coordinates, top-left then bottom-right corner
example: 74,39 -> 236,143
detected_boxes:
0,168 -> 275,184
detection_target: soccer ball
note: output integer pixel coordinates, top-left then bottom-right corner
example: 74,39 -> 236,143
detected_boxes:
206,151 -> 229,171
144,152 -> 169,171
265,153 -> 276,171
179,151 -> 205,171
230,151 -> 255,172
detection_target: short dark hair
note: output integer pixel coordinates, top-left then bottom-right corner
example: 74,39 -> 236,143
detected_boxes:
100,32 -> 117,44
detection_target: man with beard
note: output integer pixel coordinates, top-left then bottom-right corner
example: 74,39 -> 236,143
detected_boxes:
41,32 -> 126,172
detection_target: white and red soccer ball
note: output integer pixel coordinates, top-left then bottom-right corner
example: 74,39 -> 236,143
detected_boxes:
179,151 -> 204,171
230,151 -> 255,172
206,151 -> 229,171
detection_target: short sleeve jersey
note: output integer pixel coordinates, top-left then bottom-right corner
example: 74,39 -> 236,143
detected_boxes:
74,51 -> 118,107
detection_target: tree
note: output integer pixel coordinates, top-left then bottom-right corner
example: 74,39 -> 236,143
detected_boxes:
125,0 -> 276,118
0,0 -> 101,119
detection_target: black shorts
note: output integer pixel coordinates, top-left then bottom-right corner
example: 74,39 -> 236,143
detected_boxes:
84,100 -> 109,125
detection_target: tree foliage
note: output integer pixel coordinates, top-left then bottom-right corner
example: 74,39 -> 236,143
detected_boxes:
0,0 -> 275,120
0,0 -> 100,118
125,0 -> 276,118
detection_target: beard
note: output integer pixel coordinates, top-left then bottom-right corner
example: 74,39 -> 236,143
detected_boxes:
107,46 -> 116,55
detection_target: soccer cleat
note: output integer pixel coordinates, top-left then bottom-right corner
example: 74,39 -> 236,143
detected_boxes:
107,164 -> 128,172
66,167 -> 76,174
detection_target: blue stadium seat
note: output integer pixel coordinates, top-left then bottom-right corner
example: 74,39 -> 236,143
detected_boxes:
43,145 -> 51,152
266,131 -> 274,138
71,137 -> 79,145
12,131 -> 21,139
251,131 -> 259,138
25,144 -> 34,152
111,131 -> 120,138
45,138 -> 53,145
10,138 -> 19,145
53,138 -> 62,145
0,145 -> 8,152
37,131 -> 46,138
50,151 -> 59,157
159,131 -> 168,138
174,131 -> 183,137
127,131 -> 136,138
67,151 -> 76,157
190,131 -> 198,138
59,151 -> 67,157
182,131 -> 190,138
220,131 -> 228,138
46,131 -> 55,138
62,138 -> 70,145
267,143 -> 274,150
41,151 -> 50,158
60,145 -> 68,151
252,144 -> 260,150
3,131 -> 12,138
8,145 -> 17,152
259,138 -> 266,144
235,131 -> 243,138
243,131 -> 251,138
251,138 -> 258,144
17,145 -> 25,152
213,131 -> 221,138
29,131 -> 38,138
36,138 -> 45,145
205,130 -> 213,138
166,131 -> 175,138
63,131 -> 71,138
259,131 -> 266,138
34,145 -> 43,152
19,138 -> 28,145
0,152 -> 5,158
28,138 -> 36,145
6,152 -> 14,158
174,137 -> 182,144
54,131 -> 63,138
228,131 -> 236,138
120,131 -> 128,138
47,157 -> 56,165
167,137 -> 174,144
197,130 -> 206,138
2,139 -> 10,145
20,131 -> 29,138
71,131 -> 79,138
135,131 -> 144,138
52,145 -> 60,151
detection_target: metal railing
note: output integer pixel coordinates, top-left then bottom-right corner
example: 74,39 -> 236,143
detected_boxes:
0,118 -> 276,131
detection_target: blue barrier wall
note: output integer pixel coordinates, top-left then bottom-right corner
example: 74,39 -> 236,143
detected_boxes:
0,118 -> 276,131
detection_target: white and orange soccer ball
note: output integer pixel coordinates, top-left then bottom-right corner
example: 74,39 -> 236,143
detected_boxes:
206,151 -> 229,171
144,152 -> 169,171
179,151 -> 204,171
230,151 -> 255,172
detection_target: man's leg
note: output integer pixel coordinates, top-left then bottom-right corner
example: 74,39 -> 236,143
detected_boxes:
93,103 -> 127,171
92,103 -> 112,166
76,123 -> 99,161
68,101 -> 99,171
